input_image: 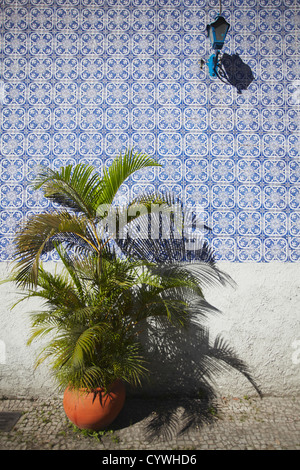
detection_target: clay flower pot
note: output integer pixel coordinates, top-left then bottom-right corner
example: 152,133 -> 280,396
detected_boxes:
63,379 -> 126,431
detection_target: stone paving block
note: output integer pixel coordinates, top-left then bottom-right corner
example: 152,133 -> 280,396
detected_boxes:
0,395 -> 299,450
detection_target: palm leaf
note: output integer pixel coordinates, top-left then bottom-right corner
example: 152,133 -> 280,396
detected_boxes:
34,163 -> 104,218
98,149 -> 161,206
12,210 -> 99,287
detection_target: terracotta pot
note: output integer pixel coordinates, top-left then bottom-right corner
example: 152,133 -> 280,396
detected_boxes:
63,380 -> 126,431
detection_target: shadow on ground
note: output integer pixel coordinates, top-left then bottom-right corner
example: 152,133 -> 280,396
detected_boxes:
109,323 -> 262,441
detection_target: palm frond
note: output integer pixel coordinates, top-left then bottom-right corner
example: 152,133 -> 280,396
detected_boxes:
98,149 -> 161,206
34,163 -> 104,218
12,210 -> 99,287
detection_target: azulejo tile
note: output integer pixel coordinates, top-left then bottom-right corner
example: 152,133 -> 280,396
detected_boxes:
0,0 -> 299,262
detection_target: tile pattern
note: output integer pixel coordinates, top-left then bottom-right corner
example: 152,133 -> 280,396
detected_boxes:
0,0 -> 299,262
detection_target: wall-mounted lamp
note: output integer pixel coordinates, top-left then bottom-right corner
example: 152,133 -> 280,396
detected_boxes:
201,10 -> 254,94
204,15 -> 230,79
206,15 -> 230,51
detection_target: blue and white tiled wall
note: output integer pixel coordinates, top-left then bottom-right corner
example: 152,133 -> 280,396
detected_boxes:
0,0 -> 299,262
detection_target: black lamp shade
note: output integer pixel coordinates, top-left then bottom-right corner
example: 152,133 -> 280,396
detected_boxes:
206,16 -> 230,50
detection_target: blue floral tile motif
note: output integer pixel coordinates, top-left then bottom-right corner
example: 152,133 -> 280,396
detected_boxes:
290,213 -> 300,236
28,133 -> 51,157
105,133 -> 129,156
158,33 -> 181,55
234,34 -> 257,57
1,133 -> 25,157
4,32 -> 27,55
53,82 -> 76,105
25,158 -> 50,182
236,108 -> 259,132
288,135 -> 299,158
184,83 -> 207,106
186,184 -> 209,207
29,83 -> 52,106
54,108 -> 77,131
131,133 -> 155,155
158,58 -> 181,80
185,134 -> 208,157
1,159 -> 24,183
158,108 -> 181,131
264,238 -> 288,262
82,32 -> 104,54
290,187 -> 300,210
289,161 -> 300,184
0,211 -> 23,235
82,8 -> 104,30
209,83 -> 232,106
30,32 -> 53,55
132,33 -> 155,55
4,7 -> 28,30
263,186 -> 287,210
238,185 -> 261,210
264,212 -> 287,237
79,133 -> 102,156
212,237 -> 236,262
79,108 -> 103,130
0,184 -> 23,209
3,83 -> 26,106
262,134 -> 286,158
132,83 -> 155,106
53,133 -> 76,156
132,58 -> 155,80
0,0 -> 299,262
212,185 -> 235,209
2,108 -> 25,131
237,160 -> 261,183
238,237 -> 262,262
158,158 -> 182,182
80,83 -> 103,106
211,159 -> 235,183
30,7 -> 53,29
56,33 -> 79,55
55,57 -> 78,80
259,33 -> 282,56
25,186 -> 49,209
29,108 -> 52,131
4,58 -> 27,80
238,211 -> 261,236
185,158 -> 208,182
212,211 -> 235,235
158,133 -> 182,156
263,161 -> 286,184
82,57 -> 104,80
211,134 -> 234,157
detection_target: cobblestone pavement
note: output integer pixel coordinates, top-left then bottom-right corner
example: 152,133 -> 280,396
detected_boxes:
0,395 -> 299,450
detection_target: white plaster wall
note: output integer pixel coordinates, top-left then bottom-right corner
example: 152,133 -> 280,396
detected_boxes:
0,261 -> 299,398
204,262 -> 300,398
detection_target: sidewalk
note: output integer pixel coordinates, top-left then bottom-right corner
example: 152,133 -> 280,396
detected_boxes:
0,395 -> 299,450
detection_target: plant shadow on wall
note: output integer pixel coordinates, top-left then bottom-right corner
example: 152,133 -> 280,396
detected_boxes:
115,228 -> 262,439
4,149 -> 261,435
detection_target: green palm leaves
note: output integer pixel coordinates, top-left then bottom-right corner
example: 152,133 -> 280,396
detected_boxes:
8,149 -> 232,392
13,149 -> 161,287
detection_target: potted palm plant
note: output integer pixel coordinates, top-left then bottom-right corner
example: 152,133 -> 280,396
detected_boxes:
7,150 -> 232,431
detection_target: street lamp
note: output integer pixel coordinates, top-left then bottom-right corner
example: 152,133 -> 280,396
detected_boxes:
206,15 -> 230,51
205,15 -> 230,78
201,5 -> 254,93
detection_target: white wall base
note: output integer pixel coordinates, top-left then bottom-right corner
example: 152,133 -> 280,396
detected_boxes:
0,261 -> 299,398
